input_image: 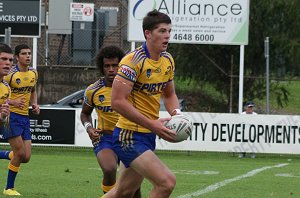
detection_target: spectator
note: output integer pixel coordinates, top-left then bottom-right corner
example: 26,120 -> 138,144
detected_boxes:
241,101 -> 257,115
239,101 -> 257,158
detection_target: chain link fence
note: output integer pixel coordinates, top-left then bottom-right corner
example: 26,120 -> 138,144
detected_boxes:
9,0 -> 134,67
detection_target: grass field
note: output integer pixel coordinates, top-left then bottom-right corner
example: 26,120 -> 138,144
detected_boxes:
0,146 -> 299,198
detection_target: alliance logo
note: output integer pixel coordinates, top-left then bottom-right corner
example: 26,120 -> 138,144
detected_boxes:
132,0 -> 156,20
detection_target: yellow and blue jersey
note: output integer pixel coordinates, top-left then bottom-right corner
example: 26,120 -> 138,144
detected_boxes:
116,42 -> 175,133
0,80 -> 10,105
4,65 -> 38,116
84,78 -> 119,131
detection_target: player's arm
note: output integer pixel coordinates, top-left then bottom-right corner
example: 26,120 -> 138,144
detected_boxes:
162,80 -> 181,116
80,93 -> 101,141
30,86 -> 40,115
112,75 -> 176,142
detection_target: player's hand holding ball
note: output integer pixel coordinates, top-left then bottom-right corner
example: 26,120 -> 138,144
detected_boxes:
164,114 -> 193,142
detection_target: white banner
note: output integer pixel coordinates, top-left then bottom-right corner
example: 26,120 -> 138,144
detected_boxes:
157,112 -> 300,154
74,110 -> 300,154
128,0 -> 249,45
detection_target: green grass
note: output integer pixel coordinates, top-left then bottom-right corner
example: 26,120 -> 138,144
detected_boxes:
1,146 -> 300,197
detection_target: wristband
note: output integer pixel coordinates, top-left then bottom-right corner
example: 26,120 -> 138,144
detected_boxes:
84,122 -> 92,131
171,109 -> 182,116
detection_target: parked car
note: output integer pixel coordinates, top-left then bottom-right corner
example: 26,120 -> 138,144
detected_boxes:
43,89 -> 85,108
44,89 -> 186,111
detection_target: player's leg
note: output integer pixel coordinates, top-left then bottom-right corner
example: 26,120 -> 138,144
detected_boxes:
104,163 -> 144,198
0,150 -> 13,160
131,150 -> 176,198
104,128 -> 146,198
132,186 -> 142,198
22,139 -> 32,163
0,125 -> 13,160
97,148 -> 118,193
3,136 -> 24,195
20,115 -> 32,163
94,134 -> 118,194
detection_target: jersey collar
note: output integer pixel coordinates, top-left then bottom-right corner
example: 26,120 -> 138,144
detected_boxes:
142,42 -> 150,58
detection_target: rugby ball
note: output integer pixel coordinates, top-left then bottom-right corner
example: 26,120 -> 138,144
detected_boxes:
164,114 -> 193,142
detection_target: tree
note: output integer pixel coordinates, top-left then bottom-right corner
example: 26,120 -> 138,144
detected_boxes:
169,0 -> 300,113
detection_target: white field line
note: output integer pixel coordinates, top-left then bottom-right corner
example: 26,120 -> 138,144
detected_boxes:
275,173 -> 300,178
177,163 -> 289,198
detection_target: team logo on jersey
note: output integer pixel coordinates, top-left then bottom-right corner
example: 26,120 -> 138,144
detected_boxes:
98,95 -> 105,103
24,77 -> 29,81
30,78 -> 35,83
16,78 -> 21,84
154,68 -> 161,73
146,69 -> 152,78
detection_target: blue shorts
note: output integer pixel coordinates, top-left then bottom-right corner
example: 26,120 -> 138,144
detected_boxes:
2,112 -> 31,140
112,127 -> 156,168
93,133 -> 114,155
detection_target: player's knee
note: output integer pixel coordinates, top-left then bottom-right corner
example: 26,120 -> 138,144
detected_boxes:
159,172 -> 176,193
22,155 -> 31,163
14,150 -> 25,161
119,189 -> 136,198
102,166 -> 117,177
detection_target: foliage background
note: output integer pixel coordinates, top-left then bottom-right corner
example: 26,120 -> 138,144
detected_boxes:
169,0 -> 300,114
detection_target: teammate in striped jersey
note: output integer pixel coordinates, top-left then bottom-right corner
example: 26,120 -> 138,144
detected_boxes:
0,43 -> 13,128
80,46 -> 141,197
1,44 -> 40,196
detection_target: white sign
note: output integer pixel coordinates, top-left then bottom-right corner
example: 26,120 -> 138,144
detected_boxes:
128,0 -> 249,45
23,108 -> 300,155
156,112 -> 300,154
73,110 -> 300,154
70,3 -> 94,22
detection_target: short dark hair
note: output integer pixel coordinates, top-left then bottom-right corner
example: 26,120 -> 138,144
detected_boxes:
15,44 -> 31,56
0,43 -> 13,54
142,9 -> 171,33
96,46 -> 125,74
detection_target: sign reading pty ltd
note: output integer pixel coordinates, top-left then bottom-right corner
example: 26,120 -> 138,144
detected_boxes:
0,0 -> 41,37
128,0 -> 249,45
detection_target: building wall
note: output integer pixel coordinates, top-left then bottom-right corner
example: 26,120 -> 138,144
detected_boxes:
37,66 -> 99,104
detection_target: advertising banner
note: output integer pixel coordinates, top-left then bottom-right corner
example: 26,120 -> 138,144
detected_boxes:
29,108 -> 76,144
128,0 -> 249,45
0,0 -> 41,37
157,112 -> 300,154
3,108 -> 299,155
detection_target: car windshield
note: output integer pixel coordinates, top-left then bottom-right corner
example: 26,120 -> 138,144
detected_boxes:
56,90 -> 84,104
47,89 -> 186,111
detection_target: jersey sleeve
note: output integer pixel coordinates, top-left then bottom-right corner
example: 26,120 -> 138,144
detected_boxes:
117,52 -> 143,83
83,85 -> 95,107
